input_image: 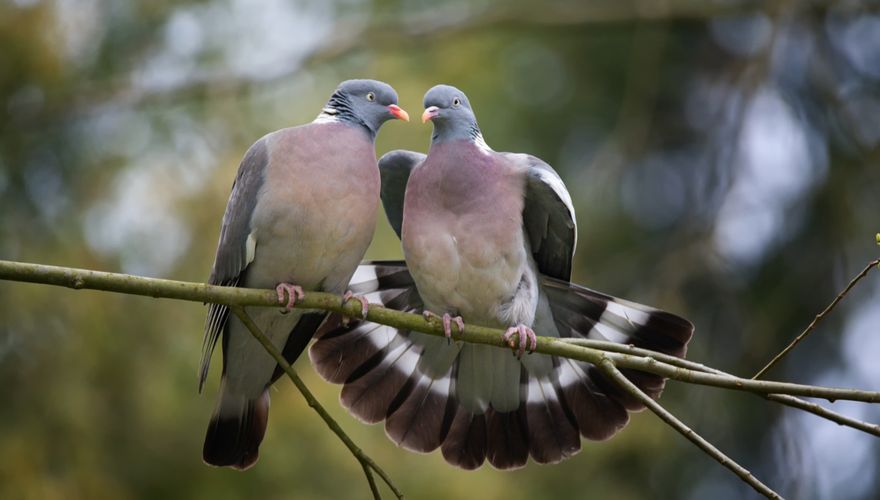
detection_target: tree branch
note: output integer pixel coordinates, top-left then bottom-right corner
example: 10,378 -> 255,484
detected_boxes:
229,305 -> 402,500
560,338 -> 880,437
597,359 -> 781,499
753,257 -> 880,379
2,259 -> 878,404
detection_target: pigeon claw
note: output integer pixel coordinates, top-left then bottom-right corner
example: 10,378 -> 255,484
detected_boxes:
503,324 -> 537,359
341,290 -> 370,319
275,283 -> 305,312
452,316 -> 465,337
423,310 -> 465,343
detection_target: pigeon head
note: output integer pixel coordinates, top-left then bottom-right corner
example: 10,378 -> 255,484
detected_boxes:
421,84 -> 483,145
321,79 -> 409,138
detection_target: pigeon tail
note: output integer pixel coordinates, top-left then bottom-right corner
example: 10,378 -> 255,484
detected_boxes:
203,386 -> 270,470
310,262 -> 693,469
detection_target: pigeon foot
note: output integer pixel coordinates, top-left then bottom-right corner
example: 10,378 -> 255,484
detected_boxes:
275,283 -> 305,312
422,310 -> 465,342
341,290 -> 370,325
502,324 -> 537,359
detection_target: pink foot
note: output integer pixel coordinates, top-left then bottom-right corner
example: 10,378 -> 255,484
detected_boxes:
503,324 -> 537,359
423,310 -> 465,341
275,283 -> 305,312
341,290 -> 370,319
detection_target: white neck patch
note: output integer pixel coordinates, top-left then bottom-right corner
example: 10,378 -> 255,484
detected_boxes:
313,108 -> 340,124
473,132 -> 493,153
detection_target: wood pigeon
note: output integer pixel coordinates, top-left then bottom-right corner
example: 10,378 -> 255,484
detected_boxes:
309,84 -> 693,470
200,79 -> 409,470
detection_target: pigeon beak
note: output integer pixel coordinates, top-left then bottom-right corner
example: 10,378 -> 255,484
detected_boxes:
387,104 -> 410,122
421,106 -> 440,123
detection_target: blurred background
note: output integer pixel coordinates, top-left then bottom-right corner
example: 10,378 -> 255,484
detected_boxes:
1,0 -> 879,498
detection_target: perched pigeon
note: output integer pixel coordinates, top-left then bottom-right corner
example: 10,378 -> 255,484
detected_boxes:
310,85 -> 693,469
200,79 -> 409,470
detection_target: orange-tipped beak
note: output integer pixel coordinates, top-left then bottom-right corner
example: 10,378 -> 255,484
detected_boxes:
421,106 -> 439,123
388,104 -> 410,122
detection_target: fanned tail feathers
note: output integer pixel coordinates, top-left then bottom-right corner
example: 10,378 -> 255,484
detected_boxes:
309,261 -> 694,469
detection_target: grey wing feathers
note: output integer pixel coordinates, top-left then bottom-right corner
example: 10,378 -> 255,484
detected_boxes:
520,155 -> 577,281
199,138 -> 269,392
208,139 -> 269,285
379,150 -> 425,239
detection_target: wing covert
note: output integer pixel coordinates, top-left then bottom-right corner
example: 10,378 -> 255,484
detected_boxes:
519,155 -> 577,281
200,138 -> 269,391
379,149 -> 425,240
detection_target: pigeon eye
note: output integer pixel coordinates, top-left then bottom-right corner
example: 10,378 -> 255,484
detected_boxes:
366,92 -> 375,102
452,97 -> 461,107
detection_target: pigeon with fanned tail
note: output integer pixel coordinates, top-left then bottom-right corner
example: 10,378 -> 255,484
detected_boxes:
200,79 -> 409,470
310,84 -> 693,470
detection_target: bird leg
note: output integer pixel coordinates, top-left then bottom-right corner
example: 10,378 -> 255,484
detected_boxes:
340,290 -> 370,326
502,324 -> 537,359
275,283 -> 305,313
422,310 -> 465,343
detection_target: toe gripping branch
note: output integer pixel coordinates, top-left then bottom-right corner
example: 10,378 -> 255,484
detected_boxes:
276,283 -> 305,312
341,290 -> 370,324
502,324 -> 537,359
422,311 -> 465,342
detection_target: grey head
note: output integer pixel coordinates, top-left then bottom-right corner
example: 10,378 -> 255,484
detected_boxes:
421,84 -> 484,145
319,79 -> 409,139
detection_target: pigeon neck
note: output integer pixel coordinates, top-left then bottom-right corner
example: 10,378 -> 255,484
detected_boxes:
314,90 -> 377,141
432,124 -> 492,153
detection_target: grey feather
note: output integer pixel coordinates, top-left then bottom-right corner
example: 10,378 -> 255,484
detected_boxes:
557,358 -> 629,440
199,139 -> 268,392
343,339 -> 419,424
379,150 -> 424,239
523,373 -> 581,464
485,406 -> 529,469
441,408 -> 487,470
385,369 -> 454,453
480,344 -> 520,412
517,154 -> 577,282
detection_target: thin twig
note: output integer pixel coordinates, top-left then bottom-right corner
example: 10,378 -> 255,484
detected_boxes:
753,258 -> 880,379
767,394 -> 880,436
587,346 -> 880,403
361,462 -> 382,500
597,359 -> 781,499
229,306 -> 403,500
560,338 -> 880,437
560,338 -> 725,374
